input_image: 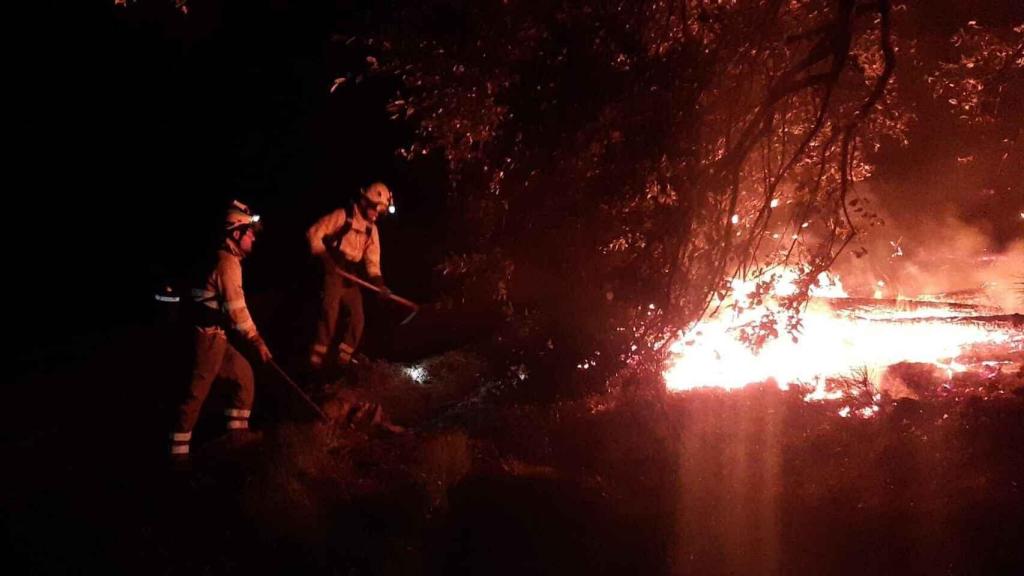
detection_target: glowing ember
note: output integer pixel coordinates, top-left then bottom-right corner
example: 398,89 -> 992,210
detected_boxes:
663,269 -> 1021,403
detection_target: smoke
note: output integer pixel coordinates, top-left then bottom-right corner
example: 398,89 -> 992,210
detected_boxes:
980,238 -> 1024,312
835,199 -> 1024,312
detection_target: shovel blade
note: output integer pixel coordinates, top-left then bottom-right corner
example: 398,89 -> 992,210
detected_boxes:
399,305 -> 420,326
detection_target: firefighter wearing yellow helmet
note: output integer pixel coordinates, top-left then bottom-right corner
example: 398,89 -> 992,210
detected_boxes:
306,182 -> 394,369
169,200 -> 271,458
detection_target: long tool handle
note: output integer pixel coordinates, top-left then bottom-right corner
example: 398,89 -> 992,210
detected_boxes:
268,360 -> 329,423
335,269 -> 420,314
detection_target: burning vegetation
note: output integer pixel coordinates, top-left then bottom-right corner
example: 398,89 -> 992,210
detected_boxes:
663,267 -> 1023,415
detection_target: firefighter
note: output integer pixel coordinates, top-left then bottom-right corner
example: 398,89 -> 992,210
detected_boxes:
169,200 -> 272,458
306,182 -> 394,371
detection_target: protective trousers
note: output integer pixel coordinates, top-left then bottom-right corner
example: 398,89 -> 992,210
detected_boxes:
170,327 -> 255,455
309,272 -> 364,368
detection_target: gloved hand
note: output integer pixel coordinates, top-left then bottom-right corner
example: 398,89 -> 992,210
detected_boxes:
256,341 -> 273,363
369,276 -> 391,301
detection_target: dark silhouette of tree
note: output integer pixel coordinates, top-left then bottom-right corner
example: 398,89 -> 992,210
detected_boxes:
358,0 -> 902,377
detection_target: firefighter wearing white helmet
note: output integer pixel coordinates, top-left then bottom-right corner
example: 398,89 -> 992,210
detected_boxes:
169,200 -> 271,458
306,182 -> 394,369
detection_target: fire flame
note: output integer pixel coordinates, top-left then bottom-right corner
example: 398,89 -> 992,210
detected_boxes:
663,268 -> 1021,410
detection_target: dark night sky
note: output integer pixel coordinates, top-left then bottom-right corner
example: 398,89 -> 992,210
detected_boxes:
11,0 -> 1022,367
14,1 -> 450,367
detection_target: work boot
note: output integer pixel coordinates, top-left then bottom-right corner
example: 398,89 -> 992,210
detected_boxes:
166,452 -> 193,475
305,355 -> 324,377
219,428 -> 264,448
203,428 -> 264,460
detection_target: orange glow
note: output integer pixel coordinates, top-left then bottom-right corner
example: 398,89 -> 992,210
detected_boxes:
663,269 -> 1021,406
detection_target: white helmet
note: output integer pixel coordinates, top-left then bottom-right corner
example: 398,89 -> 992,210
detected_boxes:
361,182 -> 395,214
225,200 -> 262,233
